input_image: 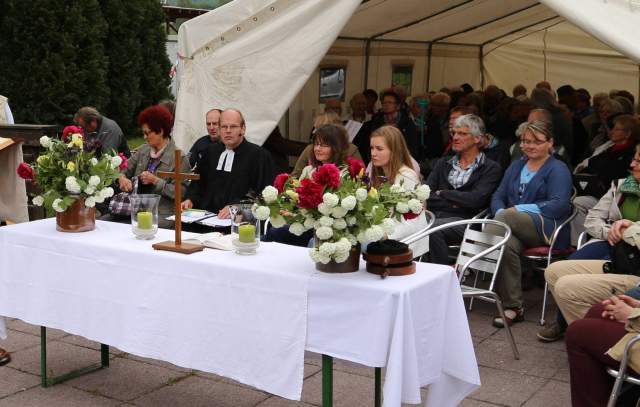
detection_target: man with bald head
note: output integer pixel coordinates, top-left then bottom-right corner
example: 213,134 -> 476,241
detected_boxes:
188,108 -> 221,168
182,109 -> 275,218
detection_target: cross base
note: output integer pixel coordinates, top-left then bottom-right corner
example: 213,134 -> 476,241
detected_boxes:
152,240 -> 204,254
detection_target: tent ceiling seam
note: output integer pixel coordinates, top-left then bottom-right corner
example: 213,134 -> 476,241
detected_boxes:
481,15 -> 564,47
482,19 -> 564,57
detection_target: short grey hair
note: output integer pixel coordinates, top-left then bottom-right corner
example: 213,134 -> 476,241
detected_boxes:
74,106 -> 101,123
453,114 -> 485,137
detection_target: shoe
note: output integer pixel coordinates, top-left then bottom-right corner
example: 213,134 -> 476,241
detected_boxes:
536,323 -> 565,342
493,308 -> 524,328
0,347 -> 10,366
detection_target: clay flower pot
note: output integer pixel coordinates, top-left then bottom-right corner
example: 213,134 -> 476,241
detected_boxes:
56,198 -> 95,232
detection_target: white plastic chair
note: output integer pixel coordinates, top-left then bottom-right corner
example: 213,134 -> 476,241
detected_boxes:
402,218 -> 520,359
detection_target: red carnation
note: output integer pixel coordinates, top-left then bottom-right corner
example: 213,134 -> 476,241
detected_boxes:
295,179 -> 324,209
403,212 -> 420,220
118,152 -> 128,171
312,163 -> 341,189
16,162 -> 34,181
62,125 -> 84,142
347,157 -> 365,179
273,173 -> 290,193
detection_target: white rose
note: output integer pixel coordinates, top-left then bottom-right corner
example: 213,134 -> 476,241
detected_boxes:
88,175 -> 100,186
317,253 -> 332,264
381,218 -> 396,235
303,216 -> 316,229
340,195 -> 357,211
255,205 -> 270,221
395,202 -> 409,214
52,198 -> 65,213
322,193 -> 339,208
355,188 -> 368,202
39,136 -> 51,148
309,248 -> 322,263
365,225 -> 385,242
415,184 -> 431,201
333,218 -> 347,230
65,176 -> 81,194
110,155 -> 122,169
390,184 -> 403,193
319,242 -> 336,256
317,203 -> 332,215
316,226 -> 333,240
319,216 -> 334,227
100,187 -> 114,199
262,185 -> 279,203
84,196 -> 96,208
270,215 -> 286,228
84,185 -> 96,195
331,206 -> 348,219
32,195 -> 44,206
346,216 -> 357,226
408,198 -> 423,214
289,222 -> 306,236
90,158 -> 99,166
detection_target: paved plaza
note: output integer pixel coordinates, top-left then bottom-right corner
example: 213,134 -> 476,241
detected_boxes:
0,285 -> 570,407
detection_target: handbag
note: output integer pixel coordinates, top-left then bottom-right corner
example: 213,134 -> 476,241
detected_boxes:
602,240 -> 640,277
108,177 -> 138,217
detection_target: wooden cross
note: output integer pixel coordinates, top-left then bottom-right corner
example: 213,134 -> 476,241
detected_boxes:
152,149 -> 204,254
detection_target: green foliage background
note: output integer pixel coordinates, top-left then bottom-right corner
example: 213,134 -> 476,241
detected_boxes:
0,0 -> 170,138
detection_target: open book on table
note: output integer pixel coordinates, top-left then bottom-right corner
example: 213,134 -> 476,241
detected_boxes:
183,232 -> 234,251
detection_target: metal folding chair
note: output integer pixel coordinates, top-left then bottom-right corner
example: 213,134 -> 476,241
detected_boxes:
607,334 -> 640,407
522,204 -> 578,325
402,218 -> 520,359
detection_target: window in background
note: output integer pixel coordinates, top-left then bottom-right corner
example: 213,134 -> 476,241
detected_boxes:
319,67 -> 346,102
392,65 -> 413,95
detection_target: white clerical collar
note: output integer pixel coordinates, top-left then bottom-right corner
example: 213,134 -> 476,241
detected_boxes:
216,148 -> 235,172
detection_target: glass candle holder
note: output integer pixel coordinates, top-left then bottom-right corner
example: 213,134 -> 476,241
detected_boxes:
130,194 -> 160,240
230,202 -> 260,240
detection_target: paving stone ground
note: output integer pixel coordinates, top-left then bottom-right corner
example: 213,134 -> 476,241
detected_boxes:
0,284 -> 574,406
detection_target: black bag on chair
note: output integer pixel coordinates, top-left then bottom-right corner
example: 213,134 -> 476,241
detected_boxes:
603,240 -> 640,276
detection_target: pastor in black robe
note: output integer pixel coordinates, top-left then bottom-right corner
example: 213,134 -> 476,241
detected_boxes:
185,138 -> 275,213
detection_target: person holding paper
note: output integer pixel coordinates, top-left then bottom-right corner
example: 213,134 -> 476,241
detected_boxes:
182,109 -> 275,219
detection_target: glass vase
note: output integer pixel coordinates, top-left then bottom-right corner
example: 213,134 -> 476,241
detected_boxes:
130,194 -> 160,239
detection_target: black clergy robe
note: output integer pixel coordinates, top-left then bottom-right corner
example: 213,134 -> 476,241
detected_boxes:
185,138 -> 275,213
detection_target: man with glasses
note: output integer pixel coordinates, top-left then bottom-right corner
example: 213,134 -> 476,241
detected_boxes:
74,106 -> 129,157
182,108 -> 275,219
188,108 -> 221,168
425,114 -> 502,264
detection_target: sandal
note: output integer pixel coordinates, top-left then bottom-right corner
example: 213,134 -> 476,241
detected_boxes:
0,347 -> 10,366
493,307 -> 524,328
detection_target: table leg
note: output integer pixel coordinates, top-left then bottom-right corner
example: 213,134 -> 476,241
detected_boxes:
322,354 -> 333,407
40,326 -> 110,387
374,367 -> 381,407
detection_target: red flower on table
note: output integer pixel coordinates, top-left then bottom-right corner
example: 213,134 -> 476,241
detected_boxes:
402,212 -> 420,220
118,153 -> 128,171
346,157 -> 365,179
62,125 -> 84,142
295,179 -> 324,209
312,163 -> 340,189
273,173 -> 290,193
16,162 -> 34,181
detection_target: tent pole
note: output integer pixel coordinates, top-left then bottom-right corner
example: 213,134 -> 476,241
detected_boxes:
426,42 -> 433,92
479,45 -> 485,90
364,39 -> 371,90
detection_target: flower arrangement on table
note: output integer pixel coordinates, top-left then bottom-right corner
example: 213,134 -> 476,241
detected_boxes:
16,125 -> 126,213
253,158 -> 430,264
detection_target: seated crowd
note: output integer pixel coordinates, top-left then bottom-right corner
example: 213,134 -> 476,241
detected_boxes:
75,82 -> 640,406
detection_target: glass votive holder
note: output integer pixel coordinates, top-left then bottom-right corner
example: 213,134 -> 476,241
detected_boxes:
130,194 -> 160,240
232,221 -> 260,255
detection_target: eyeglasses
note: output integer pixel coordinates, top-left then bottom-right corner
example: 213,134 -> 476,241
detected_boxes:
314,142 -> 330,148
453,130 -> 472,137
220,125 -> 241,131
520,139 -> 547,146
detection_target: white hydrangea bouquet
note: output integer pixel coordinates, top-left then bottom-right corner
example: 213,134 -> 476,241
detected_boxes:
17,125 -> 123,213
253,158 -> 430,265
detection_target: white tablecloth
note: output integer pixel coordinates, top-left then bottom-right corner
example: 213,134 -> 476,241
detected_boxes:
0,219 -> 480,406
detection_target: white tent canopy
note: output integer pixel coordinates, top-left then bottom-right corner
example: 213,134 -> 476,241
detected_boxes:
174,0 -> 640,150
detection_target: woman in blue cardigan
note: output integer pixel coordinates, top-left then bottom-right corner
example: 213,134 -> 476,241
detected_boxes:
488,120 -> 573,327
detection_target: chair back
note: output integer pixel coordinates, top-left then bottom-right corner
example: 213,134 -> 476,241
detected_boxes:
398,210 -> 435,251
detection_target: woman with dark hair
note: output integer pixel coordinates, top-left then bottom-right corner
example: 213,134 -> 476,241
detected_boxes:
113,105 -> 190,228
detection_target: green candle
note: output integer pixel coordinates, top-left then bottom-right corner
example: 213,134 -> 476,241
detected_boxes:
238,224 -> 256,243
137,211 -> 153,230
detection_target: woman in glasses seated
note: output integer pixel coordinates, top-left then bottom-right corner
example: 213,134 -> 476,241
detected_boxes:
488,120 -> 573,327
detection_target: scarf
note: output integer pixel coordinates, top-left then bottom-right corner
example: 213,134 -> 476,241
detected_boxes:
620,176 -> 640,197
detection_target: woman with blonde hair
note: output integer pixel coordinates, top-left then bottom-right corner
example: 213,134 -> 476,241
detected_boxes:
368,125 -> 428,255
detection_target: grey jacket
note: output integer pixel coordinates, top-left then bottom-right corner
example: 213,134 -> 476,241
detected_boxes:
584,179 -> 624,241
123,141 -> 190,215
